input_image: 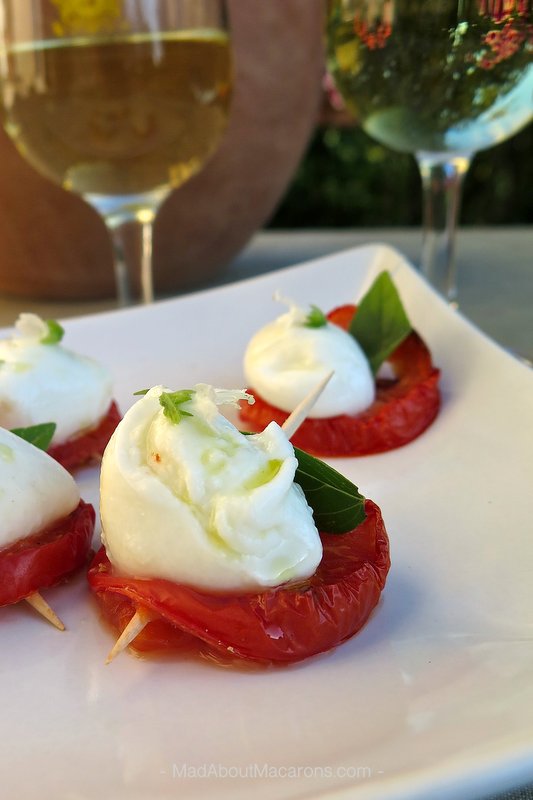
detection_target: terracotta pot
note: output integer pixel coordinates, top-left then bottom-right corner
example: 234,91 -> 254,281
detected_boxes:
0,0 -> 323,300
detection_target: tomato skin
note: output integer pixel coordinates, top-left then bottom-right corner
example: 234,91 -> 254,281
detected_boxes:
88,500 -> 390,665
239,305 -> 440,456
0,500 -> 95,607
48,401 -> 121,472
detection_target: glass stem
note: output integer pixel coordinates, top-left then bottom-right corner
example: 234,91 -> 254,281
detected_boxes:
107,213 -> 156,306
140,220 -> 154,304
416,151 -> 472,304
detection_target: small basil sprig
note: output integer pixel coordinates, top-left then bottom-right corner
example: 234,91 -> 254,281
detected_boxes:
40,320 -> 64,345
349,271 -> 412,375
159,390 -> 194,424
10,422 -> 56,451
293,446 -> 366,533
134,388 -> 195,425
305,305 -> 328,328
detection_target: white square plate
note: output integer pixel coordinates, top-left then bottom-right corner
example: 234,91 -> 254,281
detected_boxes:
2,245 -> 532,800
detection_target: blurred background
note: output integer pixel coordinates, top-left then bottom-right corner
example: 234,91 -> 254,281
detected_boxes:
269,97 -> 532,229
0,0 -> 529,303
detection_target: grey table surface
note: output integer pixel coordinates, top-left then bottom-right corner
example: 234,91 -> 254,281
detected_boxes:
0,227 -> 532,800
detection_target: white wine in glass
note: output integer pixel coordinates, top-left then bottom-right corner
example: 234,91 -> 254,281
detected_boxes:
0,0 -> 232,304
326,0 -> 532,301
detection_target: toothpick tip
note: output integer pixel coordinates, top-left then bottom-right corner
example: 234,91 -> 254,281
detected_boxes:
25,592 -> 65,631
281,370 -> 334,440
105,609 -> 153,665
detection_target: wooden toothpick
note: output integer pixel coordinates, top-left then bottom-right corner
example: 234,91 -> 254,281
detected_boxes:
105,608 -> 155,664
25,592 -> 65,631
281,371 -> 334,440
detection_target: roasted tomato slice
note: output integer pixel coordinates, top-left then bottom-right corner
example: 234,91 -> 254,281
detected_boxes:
88,499 -> 390,665
239,304 -> 440,456
48,401 -> 121,472
0,500 -> 95,607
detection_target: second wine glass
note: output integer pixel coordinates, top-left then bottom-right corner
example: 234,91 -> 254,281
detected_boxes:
326,0 -> 532,302
0,0 -> 232,304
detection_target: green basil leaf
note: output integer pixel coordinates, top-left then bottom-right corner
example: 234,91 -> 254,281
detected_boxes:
11,422 -> 56,451
305,305 -> 328,328
349,271 -> 411,374
159,390 -> 195,425
40,319 -> 65,345
293,446 -> 366,533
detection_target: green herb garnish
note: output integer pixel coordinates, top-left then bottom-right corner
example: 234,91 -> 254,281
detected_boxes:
40,320 -> 64,345
133,388 -> 196,423
293,446 -> 366,533
305,305 -> 328,328
349,271 -> 411,375
11,422 -> 56,451
159,390 -> 195,425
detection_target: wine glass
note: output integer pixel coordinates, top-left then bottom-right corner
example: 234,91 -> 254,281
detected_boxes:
0,0 -> 232,304
326,0 -> 532,302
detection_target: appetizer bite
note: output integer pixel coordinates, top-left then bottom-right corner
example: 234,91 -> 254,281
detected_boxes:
0,313 -> 120,471
0,424 -> 95,629
240,271 -> 440,456
88,384 -> 390,665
